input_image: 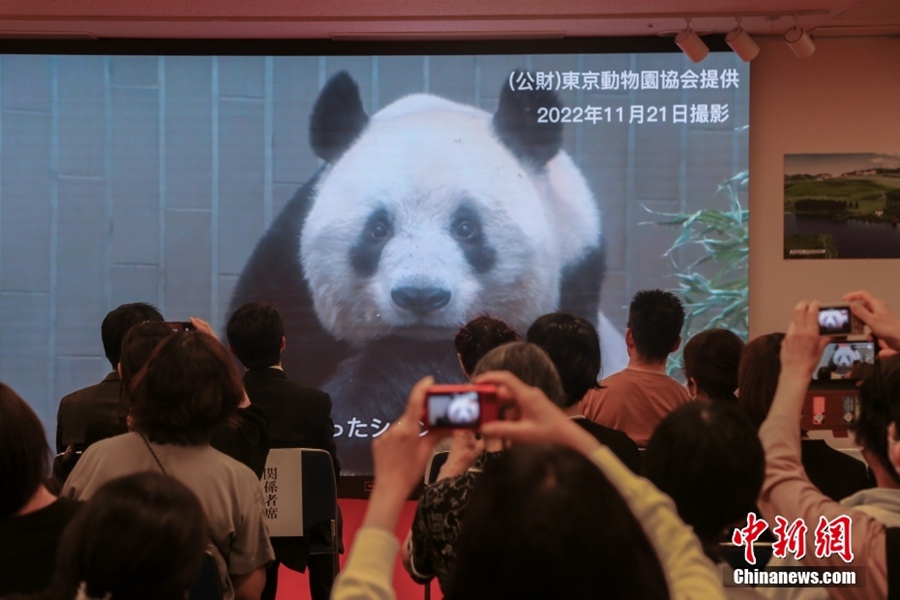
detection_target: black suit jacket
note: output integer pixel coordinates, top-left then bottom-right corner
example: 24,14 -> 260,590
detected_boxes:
56,372 -> 122,453
243,367 -> 341,571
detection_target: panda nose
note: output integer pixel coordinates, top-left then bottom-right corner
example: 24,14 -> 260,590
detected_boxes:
392,286 -> 451,313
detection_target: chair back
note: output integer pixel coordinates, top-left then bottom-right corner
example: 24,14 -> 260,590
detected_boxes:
188,551 -> 222,600
301,449 -> 338,530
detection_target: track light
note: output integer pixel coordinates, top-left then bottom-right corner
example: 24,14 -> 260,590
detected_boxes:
675,19 -> 709,63
725,19 -> 759,62
784,24 -> 815,58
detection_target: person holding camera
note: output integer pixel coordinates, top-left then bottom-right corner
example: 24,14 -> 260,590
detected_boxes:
758,291 -> 900,600
344,356 -> 724,599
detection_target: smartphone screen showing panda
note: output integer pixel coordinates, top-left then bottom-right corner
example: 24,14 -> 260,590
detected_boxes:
813,341 -> 876,381
425,384 -> 498,429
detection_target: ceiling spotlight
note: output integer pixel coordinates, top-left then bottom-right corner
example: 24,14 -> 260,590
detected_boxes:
675,20 -> 709,63
784,24 -> 815,58
725,19 -> 759,62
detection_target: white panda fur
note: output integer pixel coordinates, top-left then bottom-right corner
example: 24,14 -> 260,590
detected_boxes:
301,92 -> 609,348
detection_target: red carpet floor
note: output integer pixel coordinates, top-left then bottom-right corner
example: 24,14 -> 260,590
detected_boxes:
275,499 -> 437,600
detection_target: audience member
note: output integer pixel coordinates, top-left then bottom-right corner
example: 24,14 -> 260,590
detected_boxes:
644,401 -> 766,599
446,443 -> 667,600
580,289 -> 690,446
756,292 -> 900,600
402,341 -> 564,594
335,371 -> 724,599
34,472 -> 207,600
431,315 -> 520,471
56,302 -> 163,453
738,333 -> 871,501
682,328 -> 745,402
62,331 -> 274,600
526,312 -> 641,472
227,301 -> 341,600
454,314 -> 521,378
0,383 -> 81,596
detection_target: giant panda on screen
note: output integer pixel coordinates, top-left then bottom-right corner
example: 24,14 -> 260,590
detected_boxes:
230,71 -> 626,473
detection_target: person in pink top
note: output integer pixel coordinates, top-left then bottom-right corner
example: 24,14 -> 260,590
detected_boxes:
758,291 -> 900,600
580,289 -> 690,446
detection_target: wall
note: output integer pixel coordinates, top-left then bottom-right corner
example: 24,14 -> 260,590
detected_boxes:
749,36 -> 900,337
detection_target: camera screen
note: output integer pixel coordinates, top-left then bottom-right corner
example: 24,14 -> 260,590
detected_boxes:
813,341 -> 876,381
818,307 -> 852,335
427,391 -> 481,428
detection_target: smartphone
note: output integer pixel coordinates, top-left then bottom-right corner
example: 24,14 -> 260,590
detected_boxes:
424,384 -> 499,430
818,303 -> 867,341
165,321 -> 196,332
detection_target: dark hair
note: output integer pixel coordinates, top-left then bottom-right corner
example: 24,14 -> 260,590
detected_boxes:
682,328 -> 745,401
526,312 -> 601,407
119,321 -> 176,392
643,401 -> 765,560
446,444 -> 669,600
41,472 -> 207,600
129,332 -> 244,445
471,341 -> 566,408
453,315 -> 520,377
226,301 -> 285,370
0,383 -> 50,518
737,333 -> 784,429
853,354 -> 900,486
627,290 -> 685,361
101,303 -> 164,369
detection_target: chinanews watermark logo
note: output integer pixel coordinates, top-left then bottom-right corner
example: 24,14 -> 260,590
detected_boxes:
725,512 -> 865,589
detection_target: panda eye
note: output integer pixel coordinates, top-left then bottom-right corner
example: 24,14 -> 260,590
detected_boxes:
453,219 -> 479,241
368,219 -> 390,242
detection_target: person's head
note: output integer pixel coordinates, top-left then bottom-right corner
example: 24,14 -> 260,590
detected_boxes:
454,315 -> 520,377
119,321 -> 176,392
643,401 -> 765,560
226,301 -> 285,370
45,472 -> 207,600
472,341 -> 565,408
129,332 -> 244,445
526,312 -> 601,407
0,383 -> 50,518
101,303 -> 164,370
682,328 -> 745,401
736,333 -> 785,429
626,289 -> 685,362
854,354 -> 900,486
446,443 -> 669,600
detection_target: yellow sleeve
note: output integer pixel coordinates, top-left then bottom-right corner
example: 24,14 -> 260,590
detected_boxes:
332,527 -> 399,600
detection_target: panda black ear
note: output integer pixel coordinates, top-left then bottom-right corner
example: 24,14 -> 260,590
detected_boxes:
309,71 -> 370,163
492,70 -> 564,171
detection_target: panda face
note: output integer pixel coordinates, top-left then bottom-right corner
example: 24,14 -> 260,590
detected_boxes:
300,97 -> 568,344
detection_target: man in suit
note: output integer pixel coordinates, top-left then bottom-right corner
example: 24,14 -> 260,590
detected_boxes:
226,301 -> 341,600
56,302 -> 164,453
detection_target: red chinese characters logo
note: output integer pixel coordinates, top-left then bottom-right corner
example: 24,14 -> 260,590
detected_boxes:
732,512 -> 769,565
732,513 -> 854,565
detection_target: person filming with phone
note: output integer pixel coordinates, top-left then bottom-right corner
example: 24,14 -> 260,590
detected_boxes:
757,291 -> 900,600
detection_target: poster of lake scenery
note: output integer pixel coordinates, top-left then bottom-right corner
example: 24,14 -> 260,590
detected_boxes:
784,153 -> 900,259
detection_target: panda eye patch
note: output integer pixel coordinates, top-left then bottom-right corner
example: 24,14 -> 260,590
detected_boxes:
351,208 -> 394,277
451,205 -> 496,274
